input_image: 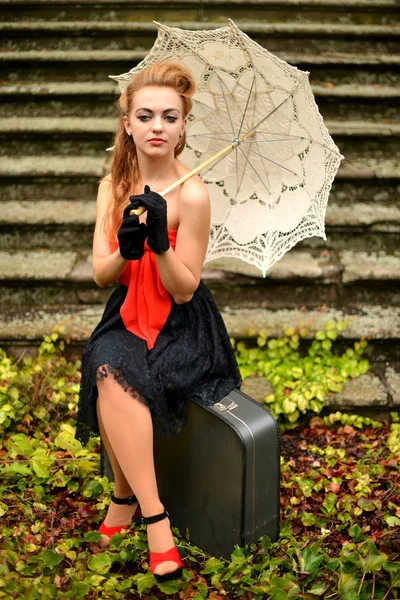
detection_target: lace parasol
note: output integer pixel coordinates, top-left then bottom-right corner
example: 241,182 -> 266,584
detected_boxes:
109,20 -> 343,276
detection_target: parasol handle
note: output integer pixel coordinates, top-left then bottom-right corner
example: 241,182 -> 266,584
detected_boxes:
129,142 -> 235,216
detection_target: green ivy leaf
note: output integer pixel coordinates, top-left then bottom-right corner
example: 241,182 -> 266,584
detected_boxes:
83,530 -> 102,542
268,575 -> 301,597
8,387 -> 19,401
357,498 -> 375,512
10,433 -> 34,456
70,581 -> 91,599
296,544 -> 324,579
357,540 -> 388,574
2,550 -> 19,565
307,582 -> 330,595
8,462 -> 32,476
39,549 -> 64,570
30,456 -> 51,478
348,524 -> 365,542
89,574 -> 106,586
157,577 -> 185,595
132,572 -> 155,593
54,426 -> 82,454
301,512 -> 317,527
201,556 -> 225,574
337,571 -> 360,600
321,493 -> 337,516
385,516 -> 400,527
87,552 -> 112,574
81,479 -> 103,499
384,562 -> 400,588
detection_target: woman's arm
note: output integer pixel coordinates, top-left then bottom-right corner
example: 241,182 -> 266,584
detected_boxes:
156,177 -> 211,304
92,179 -> 128,288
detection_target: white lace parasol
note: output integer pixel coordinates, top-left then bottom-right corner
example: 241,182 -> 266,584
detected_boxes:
109,20 -> 343,276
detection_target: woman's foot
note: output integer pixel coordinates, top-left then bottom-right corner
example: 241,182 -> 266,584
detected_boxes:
99,493 -> 140,548
142,503 -> 182,578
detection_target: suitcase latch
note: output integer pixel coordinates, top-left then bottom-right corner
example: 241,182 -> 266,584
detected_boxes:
214,396 -> 239,412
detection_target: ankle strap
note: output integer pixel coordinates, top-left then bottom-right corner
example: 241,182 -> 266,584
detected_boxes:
141,509 -> 169,525
111,493 -> 137,506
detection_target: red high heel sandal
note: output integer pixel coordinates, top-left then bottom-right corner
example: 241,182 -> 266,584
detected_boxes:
140,508 -> 183,583
98,493 -> 142,538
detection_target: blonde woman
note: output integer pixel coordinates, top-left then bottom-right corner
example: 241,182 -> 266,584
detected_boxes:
75,61 -> 242,582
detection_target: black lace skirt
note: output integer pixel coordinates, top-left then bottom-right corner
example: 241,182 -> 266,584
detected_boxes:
74,281 -> 242,445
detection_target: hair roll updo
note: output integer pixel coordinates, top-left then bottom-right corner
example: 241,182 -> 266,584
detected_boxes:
103,60 -> 196,239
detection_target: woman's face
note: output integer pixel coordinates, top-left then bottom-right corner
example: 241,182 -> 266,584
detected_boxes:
123,85 -> 186,157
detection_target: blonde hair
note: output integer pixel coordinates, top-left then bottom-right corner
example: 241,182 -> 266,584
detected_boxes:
103,60 -> 195,239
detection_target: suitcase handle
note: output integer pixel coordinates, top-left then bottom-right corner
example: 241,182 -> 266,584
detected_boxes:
213,397 -> 239,412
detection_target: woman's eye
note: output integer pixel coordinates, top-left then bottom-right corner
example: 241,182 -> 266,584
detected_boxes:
137,115 -> 177,122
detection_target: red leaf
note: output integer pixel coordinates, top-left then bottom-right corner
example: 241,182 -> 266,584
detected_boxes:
78,504 -> 97,519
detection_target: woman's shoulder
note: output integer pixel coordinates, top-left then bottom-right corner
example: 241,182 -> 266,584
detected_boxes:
97,175 -> 113,198
101,174 -> 112,185
177,169 -> 209,207
96,176 -> 113,211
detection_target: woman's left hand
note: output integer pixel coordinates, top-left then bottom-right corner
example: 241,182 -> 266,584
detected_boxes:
131,185 -> 170,255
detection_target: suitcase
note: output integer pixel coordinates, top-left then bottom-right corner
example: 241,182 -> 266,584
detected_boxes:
101,388 -> 280,560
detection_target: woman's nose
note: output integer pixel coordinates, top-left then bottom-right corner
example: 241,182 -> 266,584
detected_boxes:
152,118 -> 163,132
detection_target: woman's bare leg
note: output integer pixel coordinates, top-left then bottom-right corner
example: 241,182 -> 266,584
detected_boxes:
96,374 -> 179,576
97,407 -> 133,498
96,404 -> 139,547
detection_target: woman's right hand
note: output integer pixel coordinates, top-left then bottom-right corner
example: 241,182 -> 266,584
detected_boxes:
117,200 -> 148,260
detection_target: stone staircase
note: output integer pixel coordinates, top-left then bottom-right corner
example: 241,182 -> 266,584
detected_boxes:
0,0 -> 399,412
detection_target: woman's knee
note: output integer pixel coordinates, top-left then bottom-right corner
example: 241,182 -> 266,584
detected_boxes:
96,365 -> 148,411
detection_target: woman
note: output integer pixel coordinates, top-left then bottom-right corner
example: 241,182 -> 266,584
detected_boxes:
75,60 -> 242,583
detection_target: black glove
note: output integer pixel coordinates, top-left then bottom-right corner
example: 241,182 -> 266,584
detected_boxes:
117,198 -> 148,260
132,185 -> 170,255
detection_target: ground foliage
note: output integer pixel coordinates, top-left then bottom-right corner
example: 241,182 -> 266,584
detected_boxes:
0,326 -> 399,599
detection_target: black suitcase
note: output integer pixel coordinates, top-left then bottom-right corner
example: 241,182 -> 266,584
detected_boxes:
101,388 -> 280,560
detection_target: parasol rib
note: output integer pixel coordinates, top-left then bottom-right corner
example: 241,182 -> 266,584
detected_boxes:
243,145 -> 302,177
237,144 -> 272,196
237,71 -> 256,139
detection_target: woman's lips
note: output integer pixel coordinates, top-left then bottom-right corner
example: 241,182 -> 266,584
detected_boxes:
148,139 -> 165,146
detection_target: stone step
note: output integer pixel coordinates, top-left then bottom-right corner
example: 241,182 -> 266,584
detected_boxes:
1,201 -> 399,256
2,21 -> 398,54
0,117 -> 400,138
0,156 -> 398,214
1,66 -> 396,135
1,277 -> 399,318
0,0 -> 398,25
1,247 -> 399,284
244,370 -> 400,412
0,303 -> 398,351
1,50 -> 399,87
2,199 -> 399,228
2,195 -> 399,253
1,220 -> 398,255
2,303 -> 398,401
1,155 -> 398,180
2,117 -> 399,136
0,118 -> 398,158
1,81 -> 399,122
1,237 -> 399,310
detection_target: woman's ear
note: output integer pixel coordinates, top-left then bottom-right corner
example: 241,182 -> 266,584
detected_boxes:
181,117 -> 187,137
122,115 -> 131,136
